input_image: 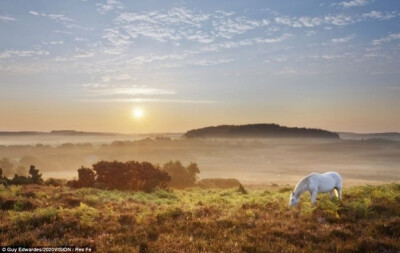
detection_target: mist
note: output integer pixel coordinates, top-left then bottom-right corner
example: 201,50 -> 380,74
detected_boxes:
1,134 -> 399,186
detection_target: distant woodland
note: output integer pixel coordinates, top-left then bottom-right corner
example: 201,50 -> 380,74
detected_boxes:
184,124 -> 339,139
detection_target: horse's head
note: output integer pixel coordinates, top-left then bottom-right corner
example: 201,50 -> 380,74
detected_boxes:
289,192 -> 299,206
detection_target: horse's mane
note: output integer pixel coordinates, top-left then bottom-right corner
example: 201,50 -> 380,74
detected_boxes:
294,175 -> 310,197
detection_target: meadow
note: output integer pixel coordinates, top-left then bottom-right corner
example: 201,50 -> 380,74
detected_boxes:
0,183 -> 399,252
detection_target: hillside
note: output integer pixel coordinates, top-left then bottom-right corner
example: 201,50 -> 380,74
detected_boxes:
0,183 -> 399,252
184,124 -> 339,139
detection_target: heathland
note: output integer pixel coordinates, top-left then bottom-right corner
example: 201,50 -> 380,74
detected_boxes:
0,183 -> 399,252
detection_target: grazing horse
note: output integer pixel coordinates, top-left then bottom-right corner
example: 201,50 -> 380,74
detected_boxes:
289,172 -> 342,206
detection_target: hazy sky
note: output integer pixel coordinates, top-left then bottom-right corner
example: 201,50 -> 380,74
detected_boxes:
0,0 -> 399,133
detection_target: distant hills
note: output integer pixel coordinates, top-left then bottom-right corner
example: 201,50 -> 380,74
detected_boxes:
184,124 -> 340,139
339,132 -> 400,141
1,128 -> 399,141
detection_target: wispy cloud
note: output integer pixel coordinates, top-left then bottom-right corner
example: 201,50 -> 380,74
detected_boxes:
0,15 -> 16,22
337,0 -> 370,8
114,7 -> 210,43
29,11 -> 39,16
193,58 -> 234,66
362,11 -> 398,20
74,49 -> 95,58
100,73 -> 132,82
82,97 -> 220,104
372,33 -> 400,45
331,34 -> 355,43
0,50 -> 49,59
83,85 -> 176,96
96,0 -> 124,14
48,14 -> 74,23
275,14 -> 354,27
212,16 -> 270,38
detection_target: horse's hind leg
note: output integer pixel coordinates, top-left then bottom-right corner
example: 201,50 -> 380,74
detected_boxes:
337,187 -> 342,200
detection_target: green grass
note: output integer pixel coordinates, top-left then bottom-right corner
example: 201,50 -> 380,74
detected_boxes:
0,183 -> 399,252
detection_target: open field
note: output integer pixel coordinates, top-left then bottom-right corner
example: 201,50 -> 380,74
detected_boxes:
0,183 -> 399,252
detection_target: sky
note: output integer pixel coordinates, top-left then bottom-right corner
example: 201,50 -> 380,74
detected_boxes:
0,0 -> 399,133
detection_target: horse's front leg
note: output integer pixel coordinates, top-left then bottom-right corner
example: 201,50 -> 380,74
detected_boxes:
310,191 -> 317,205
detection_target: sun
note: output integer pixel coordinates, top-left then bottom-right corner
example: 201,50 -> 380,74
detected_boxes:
132,107 -> 144,119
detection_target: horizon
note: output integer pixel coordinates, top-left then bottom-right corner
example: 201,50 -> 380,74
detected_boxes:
1,122 -> 400,135
1,0 -> 400,133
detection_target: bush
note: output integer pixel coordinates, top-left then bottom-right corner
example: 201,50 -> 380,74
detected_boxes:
44,178 -> 67,187
69,160 -> 171,192
163,161 -> 200,189
77,167 -> 95,187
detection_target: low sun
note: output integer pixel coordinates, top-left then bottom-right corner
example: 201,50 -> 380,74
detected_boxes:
132,107 -> 144,119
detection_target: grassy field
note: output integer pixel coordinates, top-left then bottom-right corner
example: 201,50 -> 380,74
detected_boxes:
0,183 -> 399,252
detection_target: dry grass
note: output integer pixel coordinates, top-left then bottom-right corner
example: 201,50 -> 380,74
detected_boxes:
0,183 -> 399,252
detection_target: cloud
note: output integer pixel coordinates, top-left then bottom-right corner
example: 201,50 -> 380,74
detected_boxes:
100,73 -> 132,82
48,14 -> 74,23
29,11 -> 39,16
102,28 -> 132,54
115,7 -> 211,43
372,33 -> 400,45
0,50 -> 49,59
202,33 -> 292,52
82,98 -> 220,104
362,11 -> 398,20
96,0 -> 124,14
193,58 -> 235,66
0,15 -> 16,22
337,0 -> 369,8
331,34 -> 355,43
212,16 -> 270,38
81,82 -> 176,100
74,49 -> 95,58
271,68 -> 316,75
275,14 -> 354,27
93,87 -> 176,96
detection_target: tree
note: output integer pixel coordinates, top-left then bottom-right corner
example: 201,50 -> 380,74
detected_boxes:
29,165 -> 44,184
163,161 -> 200,189
92,160 -> 170,191
77,167 -> 95,187
0,158 -> 15,177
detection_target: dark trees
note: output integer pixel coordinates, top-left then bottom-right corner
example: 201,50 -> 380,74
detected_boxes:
77,167 -> 95,187
70,160 -> 171,192
29,165 -> 44,184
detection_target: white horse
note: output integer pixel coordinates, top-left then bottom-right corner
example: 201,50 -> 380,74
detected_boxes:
289,172 -> 342,206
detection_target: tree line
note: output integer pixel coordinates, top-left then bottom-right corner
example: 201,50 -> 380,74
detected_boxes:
184,123 -> 340,139
0,165 -> 43,185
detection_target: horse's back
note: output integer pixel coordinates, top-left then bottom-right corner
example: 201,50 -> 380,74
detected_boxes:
308,172 -> 342,192
324,172 -> 342,183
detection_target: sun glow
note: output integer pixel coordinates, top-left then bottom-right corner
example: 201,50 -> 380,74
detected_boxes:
132,107 -> 144,119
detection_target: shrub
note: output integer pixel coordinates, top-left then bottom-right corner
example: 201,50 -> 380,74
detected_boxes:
163,161 -> 200,189
44,178 -> 67,187
92,160 -> 170,192
77,167 -> 95,187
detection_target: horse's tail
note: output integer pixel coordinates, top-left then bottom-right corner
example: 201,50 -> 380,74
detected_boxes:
333,187 -> 339,198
